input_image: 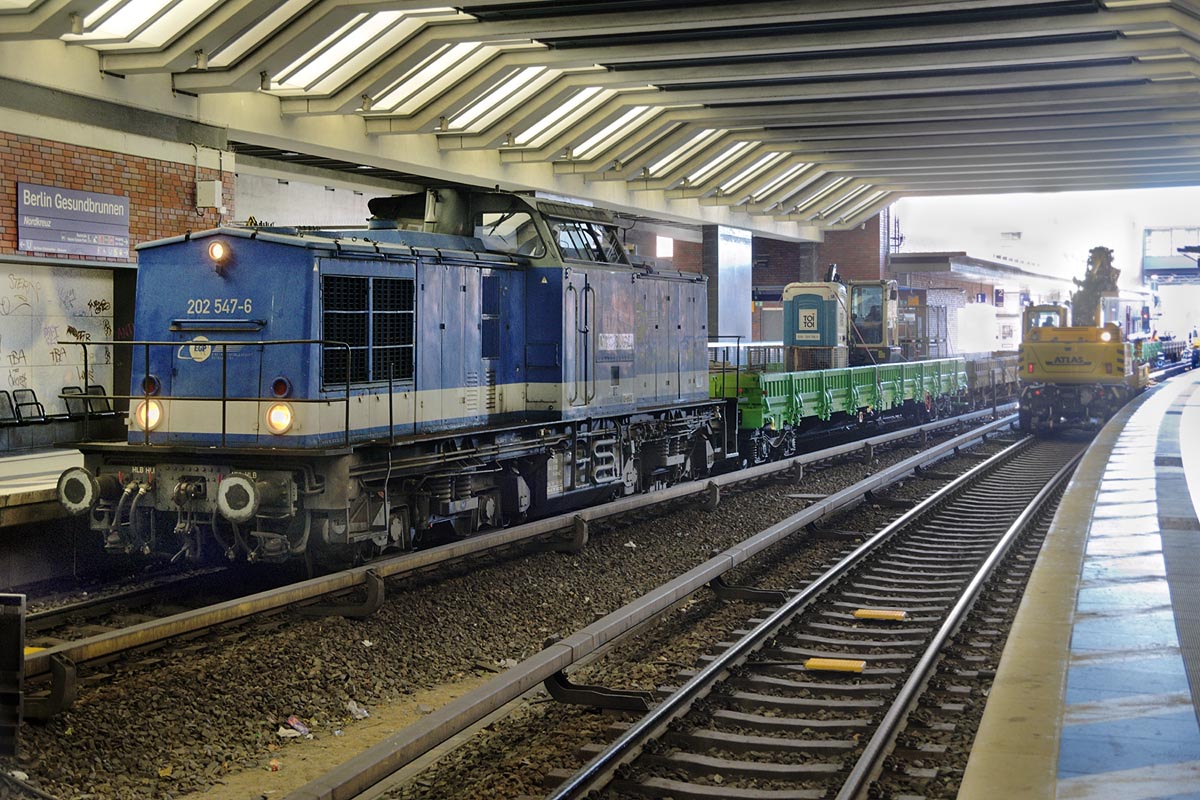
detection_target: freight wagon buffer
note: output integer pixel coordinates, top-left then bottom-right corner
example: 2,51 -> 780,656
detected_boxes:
56,189 -> 728,565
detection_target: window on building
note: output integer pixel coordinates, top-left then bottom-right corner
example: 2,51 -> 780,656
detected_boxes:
322,275 -> 415,386
656,235 -> 674,258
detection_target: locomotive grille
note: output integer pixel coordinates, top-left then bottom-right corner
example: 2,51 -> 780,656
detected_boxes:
323,276 -> 369,384
372,278 -> 415,382
322,275 -> 415,386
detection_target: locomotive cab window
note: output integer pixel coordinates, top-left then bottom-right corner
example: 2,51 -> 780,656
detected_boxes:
475,211 -> 545,257
322,275 -> 415,387
549,218 -> 627,265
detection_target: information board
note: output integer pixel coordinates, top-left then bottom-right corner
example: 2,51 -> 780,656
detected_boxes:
17,183 -> 130,259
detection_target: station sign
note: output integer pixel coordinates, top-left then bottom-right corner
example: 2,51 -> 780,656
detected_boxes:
17,183 -> 130,259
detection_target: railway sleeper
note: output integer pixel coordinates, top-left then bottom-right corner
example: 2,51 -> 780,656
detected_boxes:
733,645 -> 913,663
612,747 -> 843,778
676,668 -> 897,696
662,727 -> 856,754
609,775 -> 824,800
719,691 -> 883,714
23,653 -> 76,721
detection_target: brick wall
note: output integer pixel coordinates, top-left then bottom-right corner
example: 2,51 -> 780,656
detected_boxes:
747,213 -> 887,297
0,130 -> 233,264
817,214 -> 886,282
621,225 -> 703,274
751,237 -> 819,293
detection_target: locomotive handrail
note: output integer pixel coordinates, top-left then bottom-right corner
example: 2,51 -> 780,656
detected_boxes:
58,338 -> 356,447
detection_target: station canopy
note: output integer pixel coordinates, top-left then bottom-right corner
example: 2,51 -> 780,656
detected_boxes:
3,0 -> 1200,238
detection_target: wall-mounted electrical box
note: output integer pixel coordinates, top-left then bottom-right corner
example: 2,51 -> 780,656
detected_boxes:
196,179 -> 223,210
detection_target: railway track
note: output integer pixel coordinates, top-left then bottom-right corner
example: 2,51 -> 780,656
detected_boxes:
19,409 -> 1012,718
279,415 -> 1020,800
543,435 -> 1083,800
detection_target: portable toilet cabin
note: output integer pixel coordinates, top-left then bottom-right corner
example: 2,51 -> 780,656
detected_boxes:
782,281 -> 848,370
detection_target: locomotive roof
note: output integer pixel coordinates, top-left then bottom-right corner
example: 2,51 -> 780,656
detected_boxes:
135,225 -> 522,266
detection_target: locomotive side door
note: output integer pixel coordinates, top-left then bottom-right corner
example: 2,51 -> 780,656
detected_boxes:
564,269 -> 593,409
416,262 -> 449,429
480,268 -> 525,418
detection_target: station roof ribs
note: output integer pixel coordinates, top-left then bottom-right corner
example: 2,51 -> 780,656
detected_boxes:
3,0 -> 1200,238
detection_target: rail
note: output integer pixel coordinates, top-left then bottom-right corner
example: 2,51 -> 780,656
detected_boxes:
838,447 -> 1082,798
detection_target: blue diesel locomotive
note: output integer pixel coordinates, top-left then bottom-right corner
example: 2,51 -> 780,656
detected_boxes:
56,189 -> 727,563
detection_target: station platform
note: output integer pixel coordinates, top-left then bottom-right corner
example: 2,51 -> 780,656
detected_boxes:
961,369 -> 1200,798
0,449 -> 80,527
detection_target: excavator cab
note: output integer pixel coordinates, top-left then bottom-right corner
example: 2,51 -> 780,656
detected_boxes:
1022,304 -> 1067,336
848,280 -> 900,365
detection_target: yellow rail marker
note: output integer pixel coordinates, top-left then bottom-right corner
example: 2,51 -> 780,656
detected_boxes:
853,608 -> 908,621
23,646 -> 45,655
803,657 -> 866,673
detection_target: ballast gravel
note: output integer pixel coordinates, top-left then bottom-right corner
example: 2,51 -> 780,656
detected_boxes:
0,427 -> 1002,799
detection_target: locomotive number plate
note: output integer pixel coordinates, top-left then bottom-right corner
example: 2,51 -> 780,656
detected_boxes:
186,297 -> 254,315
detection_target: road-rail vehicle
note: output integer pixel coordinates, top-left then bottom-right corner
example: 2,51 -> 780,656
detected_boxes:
1018,303 -> 1149,433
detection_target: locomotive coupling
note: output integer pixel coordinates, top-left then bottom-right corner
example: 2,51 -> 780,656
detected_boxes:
216,472 -> 285,523
57,467 -> 121,515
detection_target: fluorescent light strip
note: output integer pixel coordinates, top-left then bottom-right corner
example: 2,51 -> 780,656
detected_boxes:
449,66 -> 548,130
572,106 -> 656,160
719,152 -> 786,194
274,13 -> 371,87
751,162 -> 812,202
210,0 -> 315,69
818,184 -> 870,217
375,42 -> 495,114
792,177 -> 851,213
646,129 -> 724,177
839,190 -> 890,222
515,86 -> 606,146
686,141 -> 754,185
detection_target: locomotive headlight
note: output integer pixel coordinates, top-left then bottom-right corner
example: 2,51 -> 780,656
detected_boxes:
265,402 -> 293,434
134,399 -> 163,430
208,240 -> 229,263
1100,330 -> 1113,342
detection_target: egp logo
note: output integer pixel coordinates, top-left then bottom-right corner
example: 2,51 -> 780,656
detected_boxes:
177,335 -> 212,363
